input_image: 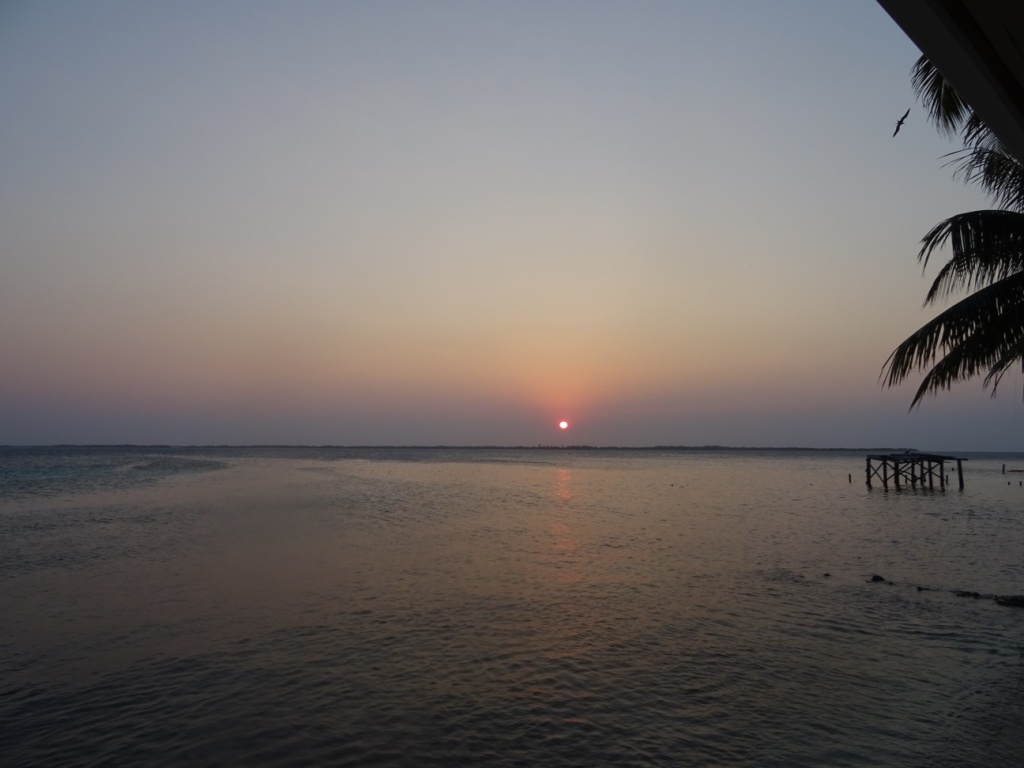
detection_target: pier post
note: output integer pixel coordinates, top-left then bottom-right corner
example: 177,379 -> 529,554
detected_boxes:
957,459 -> 964,490
865,456 -> 872,488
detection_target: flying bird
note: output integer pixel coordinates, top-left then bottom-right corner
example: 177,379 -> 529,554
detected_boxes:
892,108 -> 910,137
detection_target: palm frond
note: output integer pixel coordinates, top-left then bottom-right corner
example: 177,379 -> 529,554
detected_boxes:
982,338 -> 1024,394
910,311 -> 1024,405
944,147 -> 1024,211
881,272 -> 1024,407
960,112 -> 1000,151
911,55 -> 970,138
918,210 -> 1024,302
910,57 -> 1024,210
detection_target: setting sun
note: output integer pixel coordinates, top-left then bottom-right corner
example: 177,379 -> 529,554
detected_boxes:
559,421 -> 569,430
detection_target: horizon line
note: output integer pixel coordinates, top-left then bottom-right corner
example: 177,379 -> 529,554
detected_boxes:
1,443 -> 955,453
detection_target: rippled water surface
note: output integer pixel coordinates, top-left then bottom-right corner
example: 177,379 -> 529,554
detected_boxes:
2,447 -> 1024,767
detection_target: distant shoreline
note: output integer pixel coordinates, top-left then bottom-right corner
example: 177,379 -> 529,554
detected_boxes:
4,444 -> 1019,455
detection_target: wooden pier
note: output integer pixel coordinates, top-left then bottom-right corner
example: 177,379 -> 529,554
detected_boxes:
865,453 -> 965,490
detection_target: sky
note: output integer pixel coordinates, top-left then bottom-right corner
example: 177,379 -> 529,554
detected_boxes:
2,1 -> 1022,450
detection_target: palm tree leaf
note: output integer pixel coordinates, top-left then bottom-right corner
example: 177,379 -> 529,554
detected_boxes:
960,112 -> 999,151
944,146 -> 1024,211
882,272 -> 1024,406
910,57 -> 1024,210
919,210 -> 1024,302
910,309 -> 1024,405
982,338 -> 1024,394
911,55 -> 970,138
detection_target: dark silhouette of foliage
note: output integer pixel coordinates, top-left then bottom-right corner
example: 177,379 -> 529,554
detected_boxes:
883,56 -> 1024,406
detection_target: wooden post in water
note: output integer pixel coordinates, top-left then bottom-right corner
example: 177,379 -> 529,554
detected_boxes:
957,459 -> 964,490
865,456 -> 871,487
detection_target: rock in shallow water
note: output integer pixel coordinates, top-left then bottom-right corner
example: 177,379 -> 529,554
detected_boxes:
995,595 -> 1024,607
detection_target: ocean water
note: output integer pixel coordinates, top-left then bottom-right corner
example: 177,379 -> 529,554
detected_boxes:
2,446 -> 1024,767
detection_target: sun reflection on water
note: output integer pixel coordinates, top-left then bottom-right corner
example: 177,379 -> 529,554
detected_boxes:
555,467 -> 572,502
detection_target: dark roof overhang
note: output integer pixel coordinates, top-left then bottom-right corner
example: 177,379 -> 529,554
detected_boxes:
877,0 -> 1024,163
